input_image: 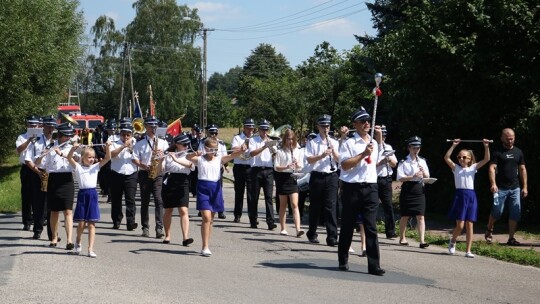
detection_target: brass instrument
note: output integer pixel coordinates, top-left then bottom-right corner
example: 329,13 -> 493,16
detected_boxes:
148,137 -> 160,180
61,112 -> 79,125
133,117 -> 145,135
40,138 -> 54,192
239,137 -> 252,161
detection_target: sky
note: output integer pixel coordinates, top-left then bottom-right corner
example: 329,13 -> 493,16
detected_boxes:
79,0 -> 376,75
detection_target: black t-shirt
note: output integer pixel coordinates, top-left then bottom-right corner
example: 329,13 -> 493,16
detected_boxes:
490,146 -> 525,189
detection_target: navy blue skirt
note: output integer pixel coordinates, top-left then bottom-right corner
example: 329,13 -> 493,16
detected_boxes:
196,180 -> 224,212
73,188 -> 100,222
448,189 -> 478,222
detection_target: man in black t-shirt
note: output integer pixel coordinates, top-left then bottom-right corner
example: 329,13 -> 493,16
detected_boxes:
485,128 -> 528,246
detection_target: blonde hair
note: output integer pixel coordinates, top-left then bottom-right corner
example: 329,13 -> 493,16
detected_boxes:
459,149 -> 476,166
80,147 -> 95,166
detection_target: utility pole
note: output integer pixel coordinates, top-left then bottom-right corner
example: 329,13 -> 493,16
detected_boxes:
201,27 -> 214,128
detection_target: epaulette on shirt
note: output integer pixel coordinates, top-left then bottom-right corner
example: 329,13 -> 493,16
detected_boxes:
218,139 -> 224,145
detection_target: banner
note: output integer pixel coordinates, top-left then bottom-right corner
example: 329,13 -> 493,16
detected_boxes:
166,118 -> 182,137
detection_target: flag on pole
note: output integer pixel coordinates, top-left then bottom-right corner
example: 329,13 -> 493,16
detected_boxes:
166,118 -> 182,137
150,97 -> 156,116
134,99 -> 142,118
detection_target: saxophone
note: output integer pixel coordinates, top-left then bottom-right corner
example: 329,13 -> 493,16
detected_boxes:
40,138 -> 54,192
148,137 -> 160,180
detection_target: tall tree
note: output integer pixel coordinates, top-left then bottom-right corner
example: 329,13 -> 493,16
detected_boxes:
0,0 -> 84,160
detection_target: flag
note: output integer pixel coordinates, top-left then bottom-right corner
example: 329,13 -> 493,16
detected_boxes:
134,99 -> 142,118
150,97 -> 156,116
166,118 -> 182,137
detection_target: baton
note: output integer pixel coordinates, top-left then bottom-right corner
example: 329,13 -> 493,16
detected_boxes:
446,139 -> 493,143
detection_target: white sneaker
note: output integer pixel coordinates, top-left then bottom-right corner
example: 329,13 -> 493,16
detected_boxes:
201,248 -> 212,256
465,252 -> 475,258
74,243 -> 82,255
88,251 -> 97,258
280,230 -> 288,236
448,242 -> 456,255
348,247 -> 355,253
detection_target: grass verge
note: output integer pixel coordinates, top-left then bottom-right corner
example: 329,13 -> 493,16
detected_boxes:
377,221 -> 540,268
0,155 -> 21,213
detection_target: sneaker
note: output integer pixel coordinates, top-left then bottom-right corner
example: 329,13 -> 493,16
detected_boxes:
156,228 -> 164,239
141,228 -> 150,237
74,243 -> 82,255
296,230 -> 305,238
88,251 -> 97,258
448,242 -> 456,255
201,248 -> 212,257
280,230 -> 288,236
348,247 -> 355,253
465,252 -> 475,258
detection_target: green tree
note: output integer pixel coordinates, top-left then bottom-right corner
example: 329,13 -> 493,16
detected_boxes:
0,0 -> 84,160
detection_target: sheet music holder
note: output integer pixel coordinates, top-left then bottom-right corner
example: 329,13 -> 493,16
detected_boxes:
423,178 -> 437,184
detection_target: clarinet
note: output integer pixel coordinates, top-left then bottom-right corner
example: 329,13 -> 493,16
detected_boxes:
326,131 -> 335,171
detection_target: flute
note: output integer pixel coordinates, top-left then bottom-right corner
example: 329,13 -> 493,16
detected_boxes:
37,139 -> 74,157
446,139 -> 493,143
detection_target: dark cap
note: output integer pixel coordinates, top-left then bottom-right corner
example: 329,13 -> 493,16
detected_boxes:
119,122 -> 133,133
56,122 -> 75,136
407,136 -> 422,146
206,124 -> 218,134
26,115 -> 40,125
243,118 -> 255,128
258,119 -> 271,130
42,115 -> 57,127
351,107 -> 371,122
159,121 -> 168,128
306,132 -> 317,140
317,114 -> 332,126
173,134 -> 191,145
191,123 -> 200,129
144,116 -> 159,126
105,119 -> 117,130
120,117 -> 131,124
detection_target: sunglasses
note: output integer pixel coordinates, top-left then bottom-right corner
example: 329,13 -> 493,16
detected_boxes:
205,148 -> 218,153
410,146 -> 421,150
457,156 -> 470,160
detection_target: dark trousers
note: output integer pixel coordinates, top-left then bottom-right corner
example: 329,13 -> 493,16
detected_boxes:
189,168 -> 198,197
233,164 -> 252,217
138,171 -> 164,231
29,170 -> 47,233
111,171 -> 138,227
338,182 -> 381,272
249,167 -> 275,225
307,172 -> 338,241
377,177 -> 396,236
20,165 -> 33,226
298,190 -> 308,219
98,161 -> 112,195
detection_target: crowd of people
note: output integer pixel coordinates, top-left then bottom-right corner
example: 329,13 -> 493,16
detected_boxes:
15,109 -> 528,275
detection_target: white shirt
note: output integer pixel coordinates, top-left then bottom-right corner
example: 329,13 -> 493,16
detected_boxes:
16,132 -> 31,164
274,147 -> 304,173
132,135 -> 169,167
339,133 -> 379,183
110,139 -> 138,175
249,135 -> 273,168
197,155 -> 222,182
25,134 -> 54,169
305,134 -> 339,173
376,142 -> 397,177
163,153 -> 194,174
232,132 -> 251,165
453,164 -> 477,190
42,141 -> 78,173
73,162 -> 100,189
397,154 -> 430,182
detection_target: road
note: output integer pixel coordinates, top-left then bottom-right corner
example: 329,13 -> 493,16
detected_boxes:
1,179 -> 539,303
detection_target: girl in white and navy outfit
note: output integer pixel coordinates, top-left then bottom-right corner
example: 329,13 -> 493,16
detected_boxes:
67,142 -> 111,257
159,134 -> 195,246
186,137 -> 246,256
444,139 -> 490,258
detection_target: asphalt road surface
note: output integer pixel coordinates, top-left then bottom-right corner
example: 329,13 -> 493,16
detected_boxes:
1,180 -> 539,303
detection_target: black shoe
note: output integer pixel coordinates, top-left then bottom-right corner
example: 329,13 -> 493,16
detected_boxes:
162,240 -> 170,244
32,232 -> 41,240
368,268 -> 386,276
308,236 -> 320,244
23,224 -> 31,231
338,263 -> 349,271
65,243 -> 74,250
182,238 -> 194,246
42,220 -> 48,226
386,232 -> 398,239
250,223 -> 258,229
49,242 -> 57,247
127,223 -> 138,231
419,243 -> 430,249
327,239 -> 338,247
112,224 -> 120,229
268,223 -> 277,231
218,212 -> 226,219
233,216 -> 241,223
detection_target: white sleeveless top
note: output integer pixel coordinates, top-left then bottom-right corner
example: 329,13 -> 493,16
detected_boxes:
197,155 -> 222,182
